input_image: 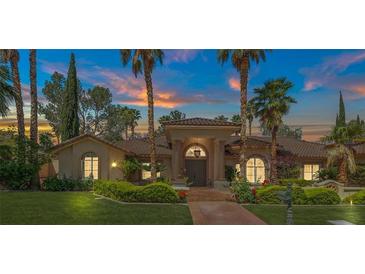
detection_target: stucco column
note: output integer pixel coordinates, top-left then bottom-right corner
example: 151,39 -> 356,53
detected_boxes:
172,140 -> 182,180
219,140 -> 225,180
213,139 -> 220,181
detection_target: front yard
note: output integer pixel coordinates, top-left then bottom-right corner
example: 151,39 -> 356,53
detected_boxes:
244,204 -> 365,225
0,192 -> 193,225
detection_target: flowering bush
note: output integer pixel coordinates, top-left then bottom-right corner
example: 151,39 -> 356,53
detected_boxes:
262,179 -> 270,186
177,190 -> 188,202
230,178 -> 255,203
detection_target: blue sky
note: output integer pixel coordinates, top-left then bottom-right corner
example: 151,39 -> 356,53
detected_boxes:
2,49 -> 365,141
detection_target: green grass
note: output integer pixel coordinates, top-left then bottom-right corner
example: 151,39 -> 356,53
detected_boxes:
0,192 -> 193,225
243,204 -> 365,225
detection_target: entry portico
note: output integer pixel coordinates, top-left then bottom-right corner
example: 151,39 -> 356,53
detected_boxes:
162,118 -> 240,187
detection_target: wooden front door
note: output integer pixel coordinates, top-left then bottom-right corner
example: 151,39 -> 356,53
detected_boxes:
185,159 -> 207,186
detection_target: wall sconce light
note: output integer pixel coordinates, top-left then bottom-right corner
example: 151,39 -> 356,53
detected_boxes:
111,161 -> 117,168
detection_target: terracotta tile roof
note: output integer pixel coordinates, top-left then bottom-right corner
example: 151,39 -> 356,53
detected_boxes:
120,139 -> 172,156
252,136 -> 327,158
50,134 -> 135,154
162,117 -> 240,127
227,135 -> 272,147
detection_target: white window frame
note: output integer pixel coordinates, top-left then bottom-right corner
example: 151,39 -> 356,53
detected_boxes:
82,153 -> 99,180
245,158 -> 265,183
303,164 -> 320,181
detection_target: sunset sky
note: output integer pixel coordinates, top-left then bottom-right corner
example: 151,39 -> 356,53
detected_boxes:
1,49 -> 365,141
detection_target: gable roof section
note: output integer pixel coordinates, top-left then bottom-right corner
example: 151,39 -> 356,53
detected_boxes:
50,134 -> 135,154
252,136 -> 327,158
120,139 -> 172,156
162,117 -> 240,127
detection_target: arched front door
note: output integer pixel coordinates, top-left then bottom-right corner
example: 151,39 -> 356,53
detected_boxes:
185,145 -> 207,186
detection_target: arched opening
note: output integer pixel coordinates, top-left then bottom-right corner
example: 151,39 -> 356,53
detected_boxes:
184,144 -> 207,186
246,157 -> 265,183
81,152 -> 99,180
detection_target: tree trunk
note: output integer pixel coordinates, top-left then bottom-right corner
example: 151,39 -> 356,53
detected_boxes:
144,68 -> 157,181
249,120 -> 252,136
337,157 -> 348,186
30,49 -> 39,190
270,126 -> 278,184
131,125 -> 135,138
239,54 -> 249,178
10,50 -> 26,163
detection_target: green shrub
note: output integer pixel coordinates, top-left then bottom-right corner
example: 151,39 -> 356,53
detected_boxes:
349,166 -> 365,186
279,178 -> 314,187
119,157 -> 142,181
94,180 -> 179,203
304,188 -> 341,205
256,185 -> 307,205
343,190 -> 365,205
0,161 -> 37,190
42,176 -> 93,191
277,163 -> 301,179
316,167 -> 338,181
225,165 -> 236,182
230,178 -> 255,203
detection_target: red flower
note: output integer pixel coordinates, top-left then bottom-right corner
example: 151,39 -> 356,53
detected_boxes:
178,191 -> 187,198
251,188 -> 257,197
262,179 -> 270,186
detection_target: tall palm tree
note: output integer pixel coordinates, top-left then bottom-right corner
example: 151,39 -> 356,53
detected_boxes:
129,108 -> 141,138
0,49 -> 26,161
251,78 -> 296,184
217,49 -> 269,175
29,49 -> 39,189
0,62 -> 14,117
120,49 -> 164,181
322,126 -> 359,186
247,99 -> 255,136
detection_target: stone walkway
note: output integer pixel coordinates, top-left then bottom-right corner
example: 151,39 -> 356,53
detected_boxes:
187,187 -> 266,225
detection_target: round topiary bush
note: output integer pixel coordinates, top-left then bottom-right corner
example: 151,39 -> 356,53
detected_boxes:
304,188 -> 341,205
256,185 -> 306,205
343,189 -> 365,205
138,183 -> 179,203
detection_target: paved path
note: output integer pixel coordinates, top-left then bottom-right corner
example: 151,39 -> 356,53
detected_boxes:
187,187 -> 266,225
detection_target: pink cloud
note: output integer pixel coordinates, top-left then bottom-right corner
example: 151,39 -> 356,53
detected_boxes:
164,50 -> 201,64
301,51 -> 365,92
229,77 -> 240,91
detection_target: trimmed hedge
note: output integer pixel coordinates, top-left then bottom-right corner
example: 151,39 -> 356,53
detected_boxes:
256,186 -> 341,205
256,186 -> 307,205
343,190 -> 365,205
42,176 -> 93,191
94,180 -> 179,203
279,178 -> 314,187
304,188 -> 341,205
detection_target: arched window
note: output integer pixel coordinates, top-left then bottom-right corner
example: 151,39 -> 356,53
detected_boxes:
82,152 -> 99,180
185,145 -> 207,158
246,158 -> 265,183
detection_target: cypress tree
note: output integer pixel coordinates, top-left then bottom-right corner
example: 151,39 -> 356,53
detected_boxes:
356,114 -> 361,125
60,53 -> 79,141
338,91 -> 346,127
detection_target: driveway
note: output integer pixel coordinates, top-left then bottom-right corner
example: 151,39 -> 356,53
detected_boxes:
187,187 -> 266,225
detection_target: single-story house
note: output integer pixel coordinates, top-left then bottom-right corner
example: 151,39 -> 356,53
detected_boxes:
44,117 -> 365,187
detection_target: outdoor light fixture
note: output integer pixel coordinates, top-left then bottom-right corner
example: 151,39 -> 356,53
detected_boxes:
111,162 -> 117,168
350,200 -> 353,206
194,148 -> 201,158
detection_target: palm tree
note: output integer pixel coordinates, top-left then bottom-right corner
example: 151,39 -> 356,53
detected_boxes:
0,49 -> 26,161
0,61 -> 14,117
120,49 -> 164,181
251,78 -> 296,184
322,126 -> 359,185
217,49 -> 269,175
247,99 -> 255,136
129,108 -> 141,138
29,49 -> 39,189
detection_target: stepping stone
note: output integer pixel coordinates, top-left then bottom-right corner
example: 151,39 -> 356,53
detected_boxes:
327,220 -> 354,225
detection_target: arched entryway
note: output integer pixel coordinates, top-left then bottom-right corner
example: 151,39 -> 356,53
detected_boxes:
184,144 -> 207,186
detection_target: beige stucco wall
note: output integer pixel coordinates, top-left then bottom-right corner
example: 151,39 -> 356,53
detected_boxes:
54,138 -> 125,180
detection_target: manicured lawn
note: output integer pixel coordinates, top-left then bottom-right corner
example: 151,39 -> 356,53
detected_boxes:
243,204 -> 365,225
0,192 -> 193,225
